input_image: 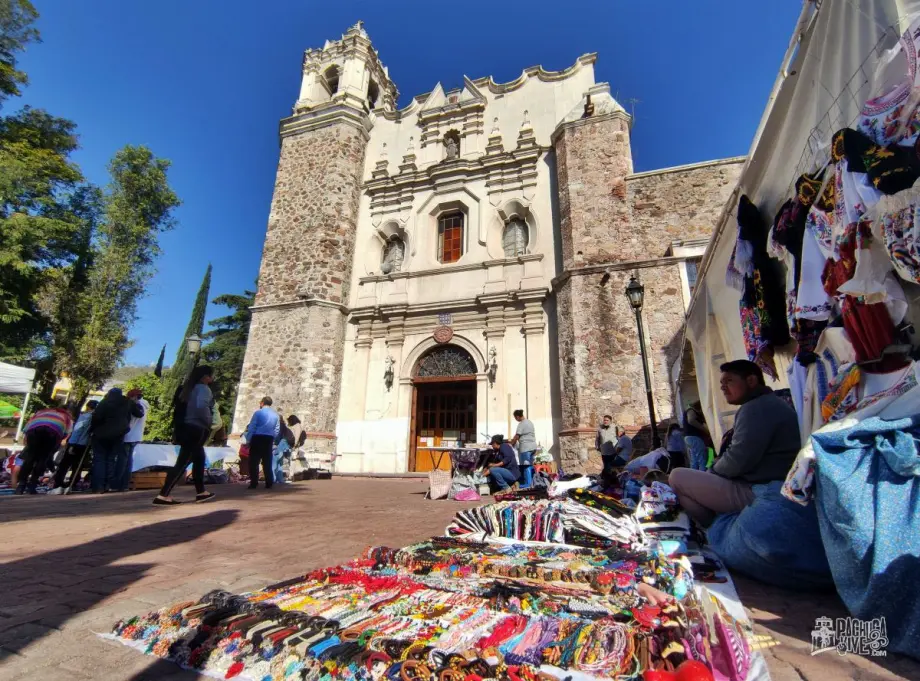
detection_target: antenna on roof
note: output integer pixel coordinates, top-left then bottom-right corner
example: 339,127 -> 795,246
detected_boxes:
627,98 -> 640,119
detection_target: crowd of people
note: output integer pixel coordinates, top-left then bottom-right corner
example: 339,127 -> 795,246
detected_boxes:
480,358 -> 802,532
11,385 -> 149,496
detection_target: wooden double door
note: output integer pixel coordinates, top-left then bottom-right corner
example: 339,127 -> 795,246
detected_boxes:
410,379 -> 476,472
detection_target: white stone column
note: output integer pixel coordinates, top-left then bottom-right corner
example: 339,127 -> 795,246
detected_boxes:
521,299 -> 547,438
347,323 -> 373,422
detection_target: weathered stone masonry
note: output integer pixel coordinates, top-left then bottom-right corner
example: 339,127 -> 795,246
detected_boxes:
552,109 -> 742,472
234,121 -> 369,449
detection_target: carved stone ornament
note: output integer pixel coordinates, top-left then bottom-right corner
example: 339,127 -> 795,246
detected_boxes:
433,325 -> 454,344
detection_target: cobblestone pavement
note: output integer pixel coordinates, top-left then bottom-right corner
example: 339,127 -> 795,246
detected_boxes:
0,478 -> 916,681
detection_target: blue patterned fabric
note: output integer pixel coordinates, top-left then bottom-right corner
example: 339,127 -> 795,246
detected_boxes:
810,415 -> 920,658
707,481 -> 833,591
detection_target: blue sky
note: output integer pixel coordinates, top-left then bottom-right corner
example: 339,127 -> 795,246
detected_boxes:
18,1 -> 801,365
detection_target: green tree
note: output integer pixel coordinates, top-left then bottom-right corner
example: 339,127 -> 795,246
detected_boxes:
121,371 -> 172,442
164,263 -> 211,410
153,343 -> 165,377
0,0 -> 39,107
202,289 -> 254,430
54,145 -> 180,405
0,107 -> 85,360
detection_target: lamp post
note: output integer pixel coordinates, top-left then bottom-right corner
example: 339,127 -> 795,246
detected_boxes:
625,275 -> 661,449
186,334 -> 203,371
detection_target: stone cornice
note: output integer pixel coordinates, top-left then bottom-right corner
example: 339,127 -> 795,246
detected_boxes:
250,297 -> 349,314
280,102 -> 372,141
551,110 -> 632,144
551,255 -> 693,290
357,254 -> 543,285
349,286 -> 549,322
364,145 -> 545,193
626,156 -> 746,181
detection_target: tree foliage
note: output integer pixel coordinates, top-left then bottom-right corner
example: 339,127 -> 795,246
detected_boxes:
203,290 -> 254,430
51,146 -> 180,405
165,264 -> 211,405
121,372 -> 172,442
0,108 -> 85,358
0,0 -> 38,107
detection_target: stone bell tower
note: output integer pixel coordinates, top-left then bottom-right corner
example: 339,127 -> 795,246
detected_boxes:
234,22 -> 398,453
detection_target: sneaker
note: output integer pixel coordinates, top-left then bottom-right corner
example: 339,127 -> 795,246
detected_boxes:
48,487 -> 65,495
14,484 -> 25,495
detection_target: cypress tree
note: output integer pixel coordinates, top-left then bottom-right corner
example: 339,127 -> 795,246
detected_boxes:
153,344 -> 166,377
166,264 -> 211,398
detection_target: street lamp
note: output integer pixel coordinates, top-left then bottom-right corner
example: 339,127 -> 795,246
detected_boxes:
625,275 -> 661,449
186,334 -> 202,369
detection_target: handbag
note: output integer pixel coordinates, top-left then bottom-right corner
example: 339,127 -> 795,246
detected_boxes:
427,468 -> 451,500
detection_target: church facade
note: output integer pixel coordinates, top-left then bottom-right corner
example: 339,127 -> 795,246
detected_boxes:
233,23 -> 743,473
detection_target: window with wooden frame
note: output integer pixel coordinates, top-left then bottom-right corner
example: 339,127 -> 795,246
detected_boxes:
437,212 -> 464,264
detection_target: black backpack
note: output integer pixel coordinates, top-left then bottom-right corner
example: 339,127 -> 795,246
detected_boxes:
280,422 -> 295,448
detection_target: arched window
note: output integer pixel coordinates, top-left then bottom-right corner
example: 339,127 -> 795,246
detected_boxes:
502,219 -> 528,257
438,212 -> 464,264
443,131 -> 460,160
367,79 -> 379,109
416,346 -> 477,377
324,65 -> 340,95
380,236 -> 404,274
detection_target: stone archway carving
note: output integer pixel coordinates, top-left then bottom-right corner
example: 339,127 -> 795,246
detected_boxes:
401,333 -> 485,379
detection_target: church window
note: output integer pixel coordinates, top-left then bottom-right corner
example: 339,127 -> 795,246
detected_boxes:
502,219 -> 528,257
368,79 -> 379,109
686,258 -> 701,294
416,346 -> 477,377
443,131 -> 460,160
380,236 -> 404,274
438,212 -> 464,264
324,65 -> 340,95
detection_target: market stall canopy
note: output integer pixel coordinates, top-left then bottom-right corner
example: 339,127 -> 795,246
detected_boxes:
0,362 -> 35,394
682,0 -> 920,441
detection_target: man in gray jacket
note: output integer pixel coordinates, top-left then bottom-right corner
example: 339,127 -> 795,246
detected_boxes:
669,359 -> 800,526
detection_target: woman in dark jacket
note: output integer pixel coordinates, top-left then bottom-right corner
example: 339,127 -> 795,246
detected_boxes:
154,365 -> 216,505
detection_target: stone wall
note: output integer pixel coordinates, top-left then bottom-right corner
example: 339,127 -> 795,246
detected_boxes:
234,120 -> 368,441
625,160 -> 743,259
553,113 -> 743,472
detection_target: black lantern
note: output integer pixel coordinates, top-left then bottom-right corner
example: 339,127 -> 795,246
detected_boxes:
625,276 -> 645,310
624,275 -> 661,449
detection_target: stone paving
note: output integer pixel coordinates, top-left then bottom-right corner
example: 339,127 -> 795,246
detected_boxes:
0,478 -> 916,681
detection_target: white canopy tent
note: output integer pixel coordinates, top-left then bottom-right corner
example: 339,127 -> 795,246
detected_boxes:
681,0 -> 920,441
0,361 -> 36,442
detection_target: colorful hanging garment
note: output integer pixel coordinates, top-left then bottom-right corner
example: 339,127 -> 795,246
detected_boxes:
737,195 -> 791,380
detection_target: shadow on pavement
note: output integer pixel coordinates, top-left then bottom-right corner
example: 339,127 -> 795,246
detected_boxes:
0,481 -> 308,523
0,509 -> 239,658
732,573 -> 920,678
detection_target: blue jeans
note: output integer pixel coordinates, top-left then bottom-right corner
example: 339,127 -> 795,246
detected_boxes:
273,441 -> 289,483
115,442 -> 136,491
91,438 -> 124,492
685,436 -> 708,471
489,467 -> 518,490
518,451 -> 535,487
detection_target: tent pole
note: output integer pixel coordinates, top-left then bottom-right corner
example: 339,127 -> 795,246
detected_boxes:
14,390 -> 31,443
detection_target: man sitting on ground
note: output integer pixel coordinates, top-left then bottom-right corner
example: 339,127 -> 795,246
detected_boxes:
485,434 -> 520,491
669,359 -> 800,526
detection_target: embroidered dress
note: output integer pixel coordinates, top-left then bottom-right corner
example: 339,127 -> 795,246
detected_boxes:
870,178 -> 920,283
737,195 -> 791,380
799,328 -> 857,441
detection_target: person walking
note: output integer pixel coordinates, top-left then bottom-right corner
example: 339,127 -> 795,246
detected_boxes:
509,409 -> 537,488
153,366 -> 217,505
244,396 -> 280,489
91,388 -> 144,493
16,405 -> 73,494
116,389 -> 149,491
49,400 -> 98,494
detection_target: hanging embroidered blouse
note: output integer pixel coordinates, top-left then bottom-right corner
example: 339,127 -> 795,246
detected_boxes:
857,19 -> 920,148
870,177 -> 920,283
799,327 -> 857,441
821,223 -> 898,364
832,127 -> 920,195
737,195 -> 791,380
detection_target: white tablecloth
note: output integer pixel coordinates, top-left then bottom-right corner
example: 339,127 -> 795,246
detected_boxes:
131,444 -> 233,472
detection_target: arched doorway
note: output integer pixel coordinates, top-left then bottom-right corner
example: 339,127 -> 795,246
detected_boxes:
409,345 -> 478,472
